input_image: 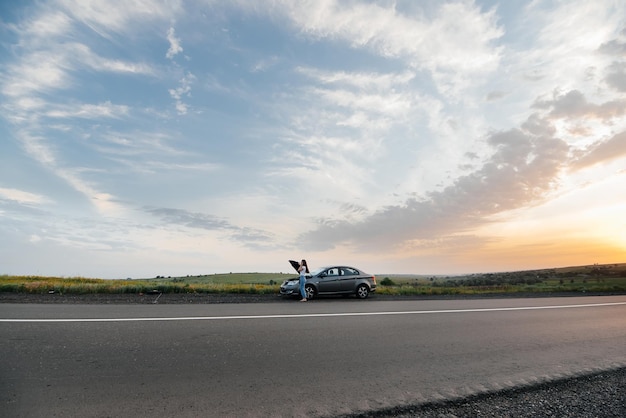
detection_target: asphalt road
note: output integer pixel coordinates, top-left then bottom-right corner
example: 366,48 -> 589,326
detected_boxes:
2,296 -> 625,417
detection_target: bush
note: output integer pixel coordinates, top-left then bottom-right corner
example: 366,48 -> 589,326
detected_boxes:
380,277 -> 396,286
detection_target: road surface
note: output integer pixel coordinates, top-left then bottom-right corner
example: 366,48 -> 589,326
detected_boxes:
2,296 -> 625,417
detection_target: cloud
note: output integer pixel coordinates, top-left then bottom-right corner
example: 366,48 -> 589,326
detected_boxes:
605,62 -> 626,92
45,101 -> 129,119
294,68 -> 417,132
57,42 -> 156,75
0,1 -> 187,219
508,1 -> 624,105
311,87 -> 413,119
146,207 -> 233,230
533,89 -> 626,121
300,121 -> 570,251
145,207 -> 275,248
15,131 -> 57,166
1,51 -> 72,98
8,127 -> 128,217
486,90 -> 508,101
98,131 -> 187,156
168,72 -> 195,115
268,66 -> 426,205
297,67 -> 415,90
166,27 -> 183,59
296,57 -> 625,252
3,25 -> 154,101
57,0 -> 181,36
571,130 -> 626,170
251,56 -> 279,73
16,9 -> 73,38
275,0 -> 503,95
117,161 -> 220,174
598,27 -> 626,56
0,187 -> 50,205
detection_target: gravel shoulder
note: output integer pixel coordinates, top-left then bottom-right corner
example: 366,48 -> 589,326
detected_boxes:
347,368 -> 626,417
3,291 -> 625,417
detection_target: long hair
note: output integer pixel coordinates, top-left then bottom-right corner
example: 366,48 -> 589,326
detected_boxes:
301,259 -> 310,274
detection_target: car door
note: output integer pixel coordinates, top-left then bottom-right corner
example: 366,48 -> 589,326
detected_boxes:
316,268 -> 342,293
339,267 -> 359,291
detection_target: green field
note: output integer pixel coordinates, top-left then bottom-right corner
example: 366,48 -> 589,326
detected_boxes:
375,263 -> 626,295
0,272 -> 294,295
1,263 -> 625,296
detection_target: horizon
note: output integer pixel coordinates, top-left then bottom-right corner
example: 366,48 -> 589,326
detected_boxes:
8,260 -> 625,281
1,1 -> 625,280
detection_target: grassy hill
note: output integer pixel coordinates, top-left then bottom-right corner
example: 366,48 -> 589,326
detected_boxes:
376,263 -> 626,295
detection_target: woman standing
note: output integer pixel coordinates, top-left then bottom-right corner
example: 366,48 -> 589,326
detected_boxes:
298,259 -> 309,301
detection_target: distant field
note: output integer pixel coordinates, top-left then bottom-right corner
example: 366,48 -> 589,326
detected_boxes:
0,272 -> 293,295
375,263 -> 626,295
150,272 -> 294,285
1,263 -> 625,296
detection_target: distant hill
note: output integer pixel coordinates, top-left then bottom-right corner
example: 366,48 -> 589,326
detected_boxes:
379,262 -> 626,284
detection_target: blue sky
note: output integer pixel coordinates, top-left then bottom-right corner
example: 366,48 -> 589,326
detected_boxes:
1,0 -> 625,279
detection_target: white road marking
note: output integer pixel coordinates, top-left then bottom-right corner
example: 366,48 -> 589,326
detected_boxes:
1,301 -> 625,323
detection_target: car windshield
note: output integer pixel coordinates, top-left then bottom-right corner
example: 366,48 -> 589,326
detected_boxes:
309,267 -> 328,276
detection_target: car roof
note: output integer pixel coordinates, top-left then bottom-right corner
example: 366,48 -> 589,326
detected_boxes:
319,265 -> 359,270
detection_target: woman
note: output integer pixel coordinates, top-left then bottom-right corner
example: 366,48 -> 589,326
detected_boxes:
298,259 -> 309,301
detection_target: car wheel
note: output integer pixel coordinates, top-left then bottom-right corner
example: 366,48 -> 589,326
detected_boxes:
305,285 -> 316,300
356,284 -> 369,299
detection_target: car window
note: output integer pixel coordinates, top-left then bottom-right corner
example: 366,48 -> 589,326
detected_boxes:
341,267 -> 358,276
326,268 -> 338,276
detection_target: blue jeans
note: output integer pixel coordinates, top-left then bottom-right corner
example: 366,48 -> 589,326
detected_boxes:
299,275 -> 307,299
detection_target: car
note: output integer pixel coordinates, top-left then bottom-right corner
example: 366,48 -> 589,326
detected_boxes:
280,264 -> 376,300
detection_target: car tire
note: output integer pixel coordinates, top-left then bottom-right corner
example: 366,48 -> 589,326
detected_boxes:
356,284 -> 369,299
305,285 -> 316,300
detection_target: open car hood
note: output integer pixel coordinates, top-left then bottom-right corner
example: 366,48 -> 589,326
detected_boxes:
289,260 -> 300,273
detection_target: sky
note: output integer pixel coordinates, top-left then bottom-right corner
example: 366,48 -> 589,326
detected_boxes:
1,0 -> 625,279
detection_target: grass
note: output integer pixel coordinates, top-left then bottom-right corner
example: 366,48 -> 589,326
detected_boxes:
376,263 -> 626,296
0,274 -> 290,295
374,279 -> 626,296
1,263 -> 625,296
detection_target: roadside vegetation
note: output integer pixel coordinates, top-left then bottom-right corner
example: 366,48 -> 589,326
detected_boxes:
376,263 -> 626,295
1,263 -> 625,296
0,273 -> 292,295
